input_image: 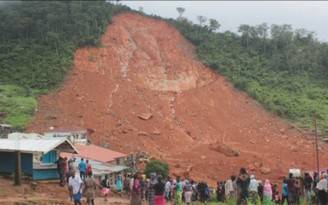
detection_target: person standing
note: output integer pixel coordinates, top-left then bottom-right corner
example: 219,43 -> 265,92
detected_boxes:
148,173 -> 156,205
263,179 -> 272,205
175,176 -> 183,205
316,174 -> 328,205
130,173 -> 142,205
225,176 -> 234,200
85,160 -> 92,176
116,175 -> 123,192
281,178 -> 289,205
236,167 -> 250,205
304,172 -> 313,202
101,174 -> 111,202
83,172 -> 97,205
249,175 -> 259,205
258,180 -> 264,203
165,177 -> 172,202
184,180 -> 193,205
68,170 -> 83,205
55,156 -> 63,186
154,175 -> 165,205
78,158 -> 87,181
287,173 -> 296,205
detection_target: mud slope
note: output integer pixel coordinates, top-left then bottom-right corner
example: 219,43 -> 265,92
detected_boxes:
28,13 -> 328,184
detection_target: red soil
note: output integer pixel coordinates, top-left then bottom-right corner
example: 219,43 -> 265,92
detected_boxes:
27,12 -> 328,186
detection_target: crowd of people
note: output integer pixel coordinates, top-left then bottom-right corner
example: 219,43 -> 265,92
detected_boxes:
122,167 -> 324,205
55,157 -> 326,205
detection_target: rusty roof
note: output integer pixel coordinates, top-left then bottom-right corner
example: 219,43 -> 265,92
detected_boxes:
64,144 -> 127,163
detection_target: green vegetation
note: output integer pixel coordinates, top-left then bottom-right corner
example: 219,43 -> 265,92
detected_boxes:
167,16 -> 328,134
144,160 -> 170,178
0,85 -> 38,128
0,1 -> 131,128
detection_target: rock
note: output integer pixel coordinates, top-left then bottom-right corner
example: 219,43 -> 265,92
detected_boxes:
138,113 -> 153,120
200,155 -> 206,160
260,167 -> 271,174
208,143 -> 240,157
152,130 -> 161,135
138,131 -> 148,136
254,162 -> 262,168
248,164 -> 256,171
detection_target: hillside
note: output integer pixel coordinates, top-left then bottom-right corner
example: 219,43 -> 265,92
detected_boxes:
27,13 -> 328,184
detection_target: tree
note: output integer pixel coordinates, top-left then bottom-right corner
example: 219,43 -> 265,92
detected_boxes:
209,18 -> 220,32
176,7 -> 185,20
138,6 -> 144,13
144,160 -> 169,178
256,23 -> 269,53
197,15 -> 207,26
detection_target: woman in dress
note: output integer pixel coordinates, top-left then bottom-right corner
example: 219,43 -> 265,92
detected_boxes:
116,175 -> 123,192
148,173 -> 156,205
130,173 -> 142,205
153,175 -> 165,205
263,179 -> 272,205
83,172 -> 97,205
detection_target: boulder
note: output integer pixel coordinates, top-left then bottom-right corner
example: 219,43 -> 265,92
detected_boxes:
260,167 -> 271,174
138,113 -> 153,120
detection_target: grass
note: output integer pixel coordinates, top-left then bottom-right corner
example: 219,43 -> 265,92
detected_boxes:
0,84 -> 42,128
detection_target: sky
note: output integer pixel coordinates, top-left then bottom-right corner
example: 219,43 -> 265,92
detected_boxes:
121,1 -> 328,42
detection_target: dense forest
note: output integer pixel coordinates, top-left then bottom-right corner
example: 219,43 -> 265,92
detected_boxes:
1,1 -> 328,135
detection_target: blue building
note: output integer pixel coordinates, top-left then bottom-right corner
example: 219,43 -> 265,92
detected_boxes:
0,138 -> 78,180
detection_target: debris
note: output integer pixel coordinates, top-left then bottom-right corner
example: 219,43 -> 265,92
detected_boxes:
138,113 -> 153,120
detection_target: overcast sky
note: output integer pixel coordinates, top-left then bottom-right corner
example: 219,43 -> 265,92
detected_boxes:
122,1 -> 328,42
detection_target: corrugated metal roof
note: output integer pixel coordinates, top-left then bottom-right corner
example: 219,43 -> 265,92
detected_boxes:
45,125 -> 87,133
0,139 -> 79,154
65,157 -> 128,176
8,132 -> 44,140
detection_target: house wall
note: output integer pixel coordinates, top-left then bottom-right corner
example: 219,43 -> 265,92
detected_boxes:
115,157 -> 126,166
33,168 -> 59,180
0,152 -> 33,176
44,131 -> 87,144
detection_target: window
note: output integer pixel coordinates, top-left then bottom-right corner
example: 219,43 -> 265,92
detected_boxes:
42,150 -> 57,163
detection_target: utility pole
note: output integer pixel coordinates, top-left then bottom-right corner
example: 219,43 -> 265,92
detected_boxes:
314,112 -> 320,176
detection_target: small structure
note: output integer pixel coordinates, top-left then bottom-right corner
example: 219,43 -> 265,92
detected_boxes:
44,125 -> 91,144
62,144 -> 128,184
69,158 -> 127,185
8,132 -> 44,140
0,139 -> 78,180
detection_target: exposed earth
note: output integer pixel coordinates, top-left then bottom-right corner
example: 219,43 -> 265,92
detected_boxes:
0,176 -> 131,204
28,12 -> 328,186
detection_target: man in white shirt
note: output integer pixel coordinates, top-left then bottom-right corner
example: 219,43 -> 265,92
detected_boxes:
68,170 -> 83,205
316,173 -> 328,205
248,175 -> 259,205
165,178 -> 172,202
225,176 -> 234,199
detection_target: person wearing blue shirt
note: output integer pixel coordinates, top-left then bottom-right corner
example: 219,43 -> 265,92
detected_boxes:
281,178 -> 288,205
78,158 -> 87,181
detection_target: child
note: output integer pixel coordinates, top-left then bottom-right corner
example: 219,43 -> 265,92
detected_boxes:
274,191 -> 281,205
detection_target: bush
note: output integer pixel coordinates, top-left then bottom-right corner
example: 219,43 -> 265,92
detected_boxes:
144,160 -> 169,178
